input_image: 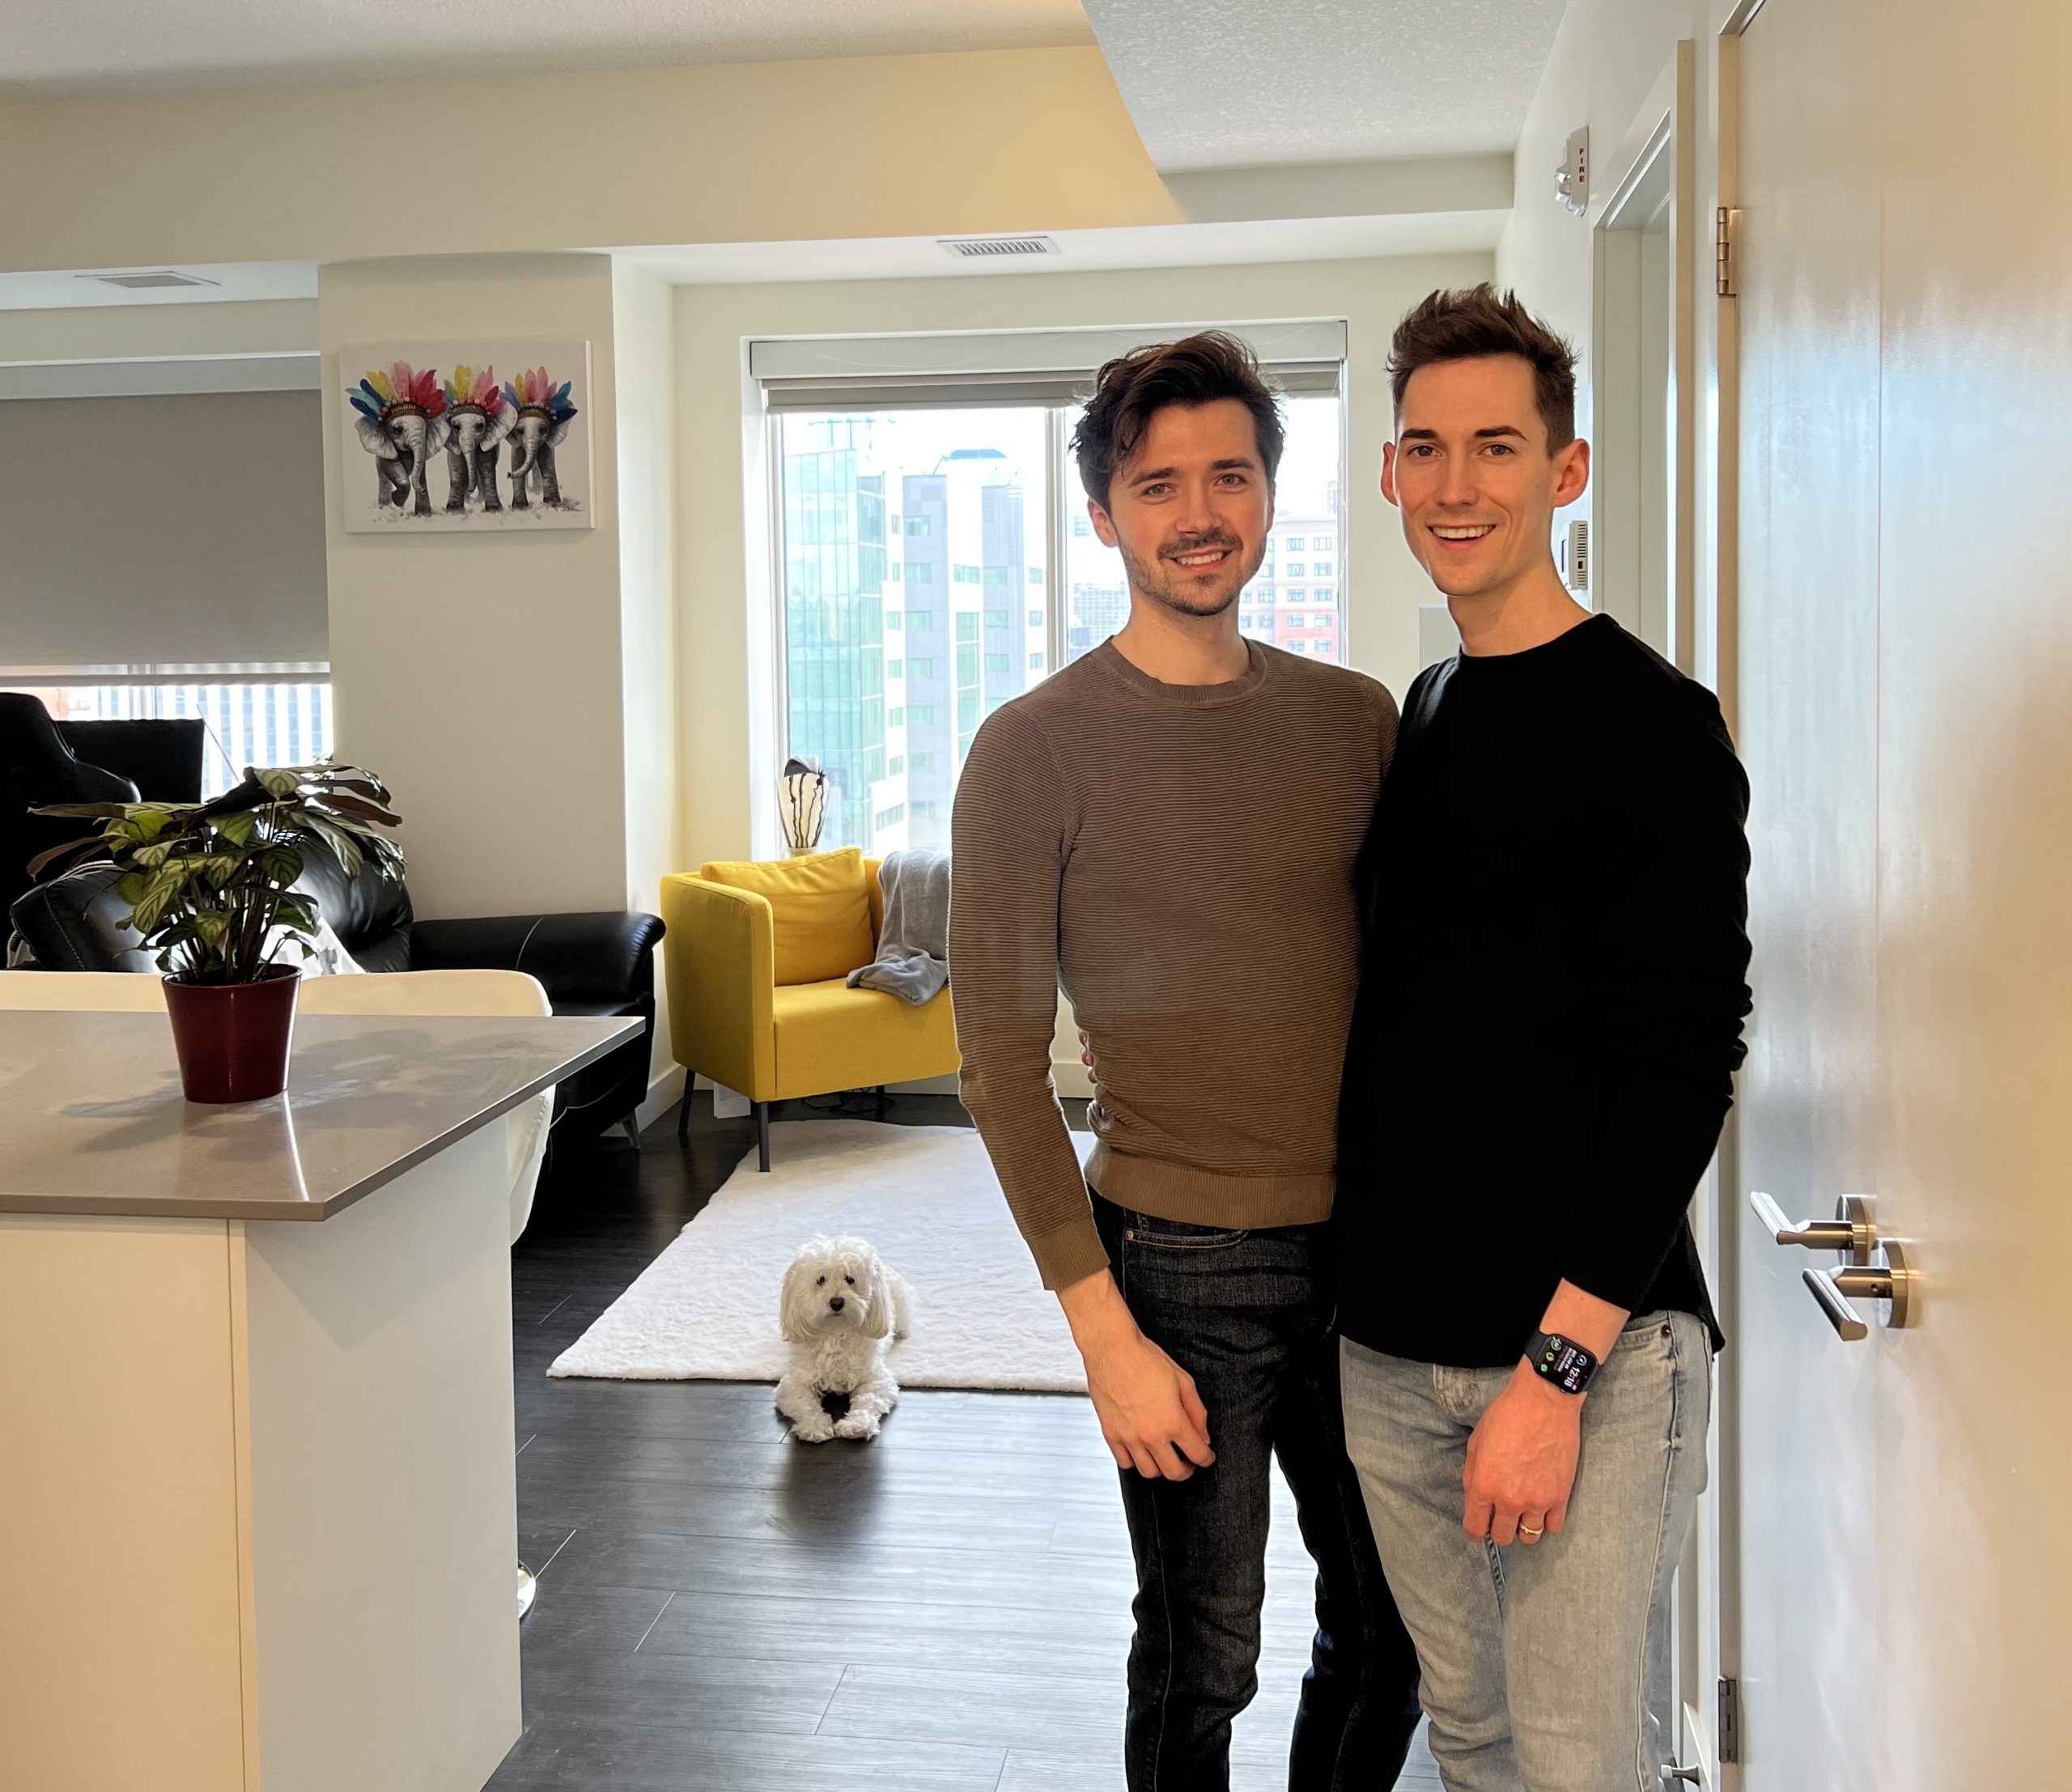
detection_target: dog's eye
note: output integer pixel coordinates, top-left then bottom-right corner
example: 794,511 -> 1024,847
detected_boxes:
844,1275 -> 856,1285
815,1276 -> 825,1285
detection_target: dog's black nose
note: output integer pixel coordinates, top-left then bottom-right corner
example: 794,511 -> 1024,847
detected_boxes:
829,1296 -> 845,1312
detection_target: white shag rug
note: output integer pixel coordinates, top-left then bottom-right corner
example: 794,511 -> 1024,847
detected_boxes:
548,1120 -> 1093,1393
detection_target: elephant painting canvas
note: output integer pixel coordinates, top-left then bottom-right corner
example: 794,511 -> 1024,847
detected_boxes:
338,340 -> 592,533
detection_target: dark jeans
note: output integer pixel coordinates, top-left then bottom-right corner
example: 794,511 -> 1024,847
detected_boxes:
1093,1191 -> 1422,1792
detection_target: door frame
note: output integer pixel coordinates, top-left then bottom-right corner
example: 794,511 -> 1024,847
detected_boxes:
1590,52 -> 1695,672
1705,6 -> 1769,1787
1588,40 -> 1726,1782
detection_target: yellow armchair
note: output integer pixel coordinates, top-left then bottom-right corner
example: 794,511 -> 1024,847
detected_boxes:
660,854 -> 959,1168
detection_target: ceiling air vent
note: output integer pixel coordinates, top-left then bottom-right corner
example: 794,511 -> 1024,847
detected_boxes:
79,271 -> 220,291
938,236 -> 1060,260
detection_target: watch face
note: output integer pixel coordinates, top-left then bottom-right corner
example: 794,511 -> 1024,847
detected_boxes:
1533,1331 -> 1596,1395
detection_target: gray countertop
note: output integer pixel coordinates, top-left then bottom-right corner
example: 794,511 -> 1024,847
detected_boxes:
0,1009 -> 640,1221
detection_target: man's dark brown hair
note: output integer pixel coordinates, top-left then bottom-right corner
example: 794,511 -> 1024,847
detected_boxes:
1388,284 -> 1578,450
1071,330 -> 1284,513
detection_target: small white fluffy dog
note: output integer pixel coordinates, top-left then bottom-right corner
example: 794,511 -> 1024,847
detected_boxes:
775,1235 -> 915,1442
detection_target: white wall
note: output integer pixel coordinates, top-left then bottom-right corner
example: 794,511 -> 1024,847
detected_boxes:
0,390 -> 328,665
671,250 -> 1492,872
318,255 -> 627,920
0,49 -> 1174,274
1497,0 -> 1740,695
0,300 -> 316,365
611,261 -> 682,1105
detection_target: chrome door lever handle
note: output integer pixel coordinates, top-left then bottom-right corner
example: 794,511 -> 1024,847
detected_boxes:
1803,1239 -> 1918,1340
1750,1189 -> 1877,1264
1661,1768 -> 1704,1787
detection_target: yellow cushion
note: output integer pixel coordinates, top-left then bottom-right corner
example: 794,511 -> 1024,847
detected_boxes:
698,847 -> 874,987
769,977 -> 961,1099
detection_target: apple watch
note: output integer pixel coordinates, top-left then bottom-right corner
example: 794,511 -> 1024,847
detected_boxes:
1526,1330 -> 1599,1396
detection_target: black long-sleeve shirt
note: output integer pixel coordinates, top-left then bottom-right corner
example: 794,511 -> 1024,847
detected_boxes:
1334,614 -> 1751,1367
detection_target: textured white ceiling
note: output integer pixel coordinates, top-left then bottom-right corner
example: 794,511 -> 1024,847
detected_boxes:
1083,0 -> 1569,170
0,0 -> 1093,94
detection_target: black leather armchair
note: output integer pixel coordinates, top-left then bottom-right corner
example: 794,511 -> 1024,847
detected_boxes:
11,838 -> 666,1149
1,692 -> 138,927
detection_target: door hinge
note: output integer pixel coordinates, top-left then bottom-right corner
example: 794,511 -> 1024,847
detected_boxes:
1716,207 -> 1741,297
1717,1676 -> 1741,1763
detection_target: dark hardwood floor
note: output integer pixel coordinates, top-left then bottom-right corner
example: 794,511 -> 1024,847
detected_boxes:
494,1091 -> 1439,1791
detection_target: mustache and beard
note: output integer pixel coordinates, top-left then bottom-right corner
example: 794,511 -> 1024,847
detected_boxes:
1114,529 -> 1263,618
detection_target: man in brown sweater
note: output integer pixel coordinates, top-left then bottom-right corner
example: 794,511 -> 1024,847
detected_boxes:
950,333 -> 1420,1792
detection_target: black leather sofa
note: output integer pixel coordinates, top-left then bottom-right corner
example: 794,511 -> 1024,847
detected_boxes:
5,690 -> 666,1149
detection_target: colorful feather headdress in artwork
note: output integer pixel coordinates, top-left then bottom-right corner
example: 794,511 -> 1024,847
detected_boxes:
439,364 -> 505,418
347,361 -> 448,427
503,366 -> 578,425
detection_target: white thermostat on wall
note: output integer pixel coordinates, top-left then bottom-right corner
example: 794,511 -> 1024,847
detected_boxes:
1565,519 -> 1590,592
1556,128 -> 1590,216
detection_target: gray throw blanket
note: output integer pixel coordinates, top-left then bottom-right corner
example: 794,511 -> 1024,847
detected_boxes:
847,849 -> 950,1004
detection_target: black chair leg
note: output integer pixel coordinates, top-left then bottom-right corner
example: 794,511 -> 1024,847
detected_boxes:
875,1083 -> 888,1121
677,1088 -> 693,1140
757,1100 -> 772,1171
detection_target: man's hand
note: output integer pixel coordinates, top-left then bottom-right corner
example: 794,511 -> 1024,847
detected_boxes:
1462,1365 -> 1582,1545
1058,1268 -> 1213,1480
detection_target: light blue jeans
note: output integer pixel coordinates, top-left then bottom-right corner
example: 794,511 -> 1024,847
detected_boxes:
1340,1313 -> 1711,1792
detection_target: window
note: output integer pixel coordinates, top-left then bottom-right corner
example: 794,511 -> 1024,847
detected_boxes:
1286,563 -> 1306,577
4,670 -> 334,799
1313,560 -> 1334,577
775,386 -> 1342,854
889,754 -> 904,775
1283,536 -> 1306,550
874,802 -> 906,830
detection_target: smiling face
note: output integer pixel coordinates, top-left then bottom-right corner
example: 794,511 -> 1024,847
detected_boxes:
1382,354 -> 1589,602
1089,397 -> 1272,620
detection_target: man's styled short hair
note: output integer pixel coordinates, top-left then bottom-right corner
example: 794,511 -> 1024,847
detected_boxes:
1071,330 -> 1285,513
1388,285 -> 1579,451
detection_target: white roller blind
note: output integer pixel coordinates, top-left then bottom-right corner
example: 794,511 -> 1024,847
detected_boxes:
751,320 -> 1347,412
0,390 -> 329,669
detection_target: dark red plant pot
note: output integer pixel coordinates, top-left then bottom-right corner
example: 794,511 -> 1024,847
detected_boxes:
163,966 -> 302,1104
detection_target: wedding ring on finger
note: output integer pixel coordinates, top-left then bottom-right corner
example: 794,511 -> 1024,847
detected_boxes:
1517,1519 -> 1546,1544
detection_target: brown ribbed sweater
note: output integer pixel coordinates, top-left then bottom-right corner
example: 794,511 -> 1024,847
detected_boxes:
949,638 -> 1398,1291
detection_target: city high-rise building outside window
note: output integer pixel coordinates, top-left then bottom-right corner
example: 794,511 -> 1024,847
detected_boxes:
775,390 -> 1344,859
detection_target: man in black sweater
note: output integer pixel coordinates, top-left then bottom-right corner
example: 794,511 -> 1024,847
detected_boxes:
1335,287 -> 1751,1791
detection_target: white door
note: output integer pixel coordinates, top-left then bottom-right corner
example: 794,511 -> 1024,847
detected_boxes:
1726,0 -> 2072,1786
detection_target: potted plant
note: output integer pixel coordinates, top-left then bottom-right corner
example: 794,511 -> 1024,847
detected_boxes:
32,763 -> 404,1103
